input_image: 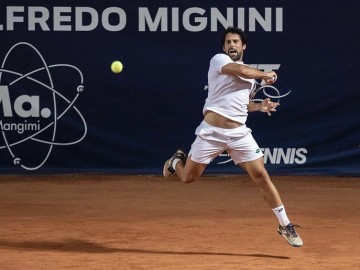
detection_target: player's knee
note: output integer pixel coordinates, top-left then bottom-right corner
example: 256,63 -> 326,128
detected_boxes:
180,175 -> 196,184
252,170 -> 270,187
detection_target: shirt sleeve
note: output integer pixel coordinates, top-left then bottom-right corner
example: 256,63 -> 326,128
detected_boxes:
210,53 -> 233,74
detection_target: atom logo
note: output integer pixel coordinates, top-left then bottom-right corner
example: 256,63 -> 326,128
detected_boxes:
0,42 -> 87,170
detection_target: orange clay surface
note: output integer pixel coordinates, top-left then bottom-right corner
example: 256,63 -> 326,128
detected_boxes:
0,174 -> 359,270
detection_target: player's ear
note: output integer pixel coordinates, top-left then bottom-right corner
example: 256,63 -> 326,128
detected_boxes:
243,44 -> 246,50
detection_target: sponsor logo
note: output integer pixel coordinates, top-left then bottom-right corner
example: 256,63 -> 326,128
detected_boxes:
0,42 -> 87,170
262,148 -> 307,165
216,148 -> 308,165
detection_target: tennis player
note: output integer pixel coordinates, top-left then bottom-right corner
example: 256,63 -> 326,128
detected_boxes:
163,27 -> 303,247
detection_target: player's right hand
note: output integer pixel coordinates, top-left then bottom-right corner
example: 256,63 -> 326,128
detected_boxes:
264,71 -> 277,84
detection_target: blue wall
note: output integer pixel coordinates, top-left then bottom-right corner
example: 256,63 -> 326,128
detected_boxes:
0,1 -> 358,175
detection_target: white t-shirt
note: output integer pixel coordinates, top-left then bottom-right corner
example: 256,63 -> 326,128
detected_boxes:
203,53 -> 255,124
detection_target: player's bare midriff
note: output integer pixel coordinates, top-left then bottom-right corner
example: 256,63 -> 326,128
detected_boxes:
204,111 -> 243,129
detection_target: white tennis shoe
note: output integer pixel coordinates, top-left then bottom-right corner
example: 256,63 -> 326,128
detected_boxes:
278,223 -> 303,247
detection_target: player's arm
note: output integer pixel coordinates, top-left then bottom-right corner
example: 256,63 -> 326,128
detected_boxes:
222,63 -> 277,84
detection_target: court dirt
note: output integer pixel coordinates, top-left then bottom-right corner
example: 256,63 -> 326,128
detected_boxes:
0,174 -> 359,270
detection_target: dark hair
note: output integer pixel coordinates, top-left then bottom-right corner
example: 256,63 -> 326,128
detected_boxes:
221,27 -> 247,46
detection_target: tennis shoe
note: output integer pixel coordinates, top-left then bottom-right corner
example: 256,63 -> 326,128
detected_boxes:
163,149 -> 187,177
278,223 -> 303,247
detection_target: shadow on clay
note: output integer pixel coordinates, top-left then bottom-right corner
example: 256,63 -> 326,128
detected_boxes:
0,239 -> 290,259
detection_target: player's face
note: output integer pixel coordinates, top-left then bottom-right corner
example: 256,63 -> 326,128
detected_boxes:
223,33 -> 246,61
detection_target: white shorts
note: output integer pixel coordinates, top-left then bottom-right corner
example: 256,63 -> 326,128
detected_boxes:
188,121 -> 263,165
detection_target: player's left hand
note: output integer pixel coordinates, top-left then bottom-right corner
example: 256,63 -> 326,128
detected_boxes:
261,98 -> 279,116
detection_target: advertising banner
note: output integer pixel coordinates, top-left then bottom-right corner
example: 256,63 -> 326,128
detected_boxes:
0,1 -> 358,175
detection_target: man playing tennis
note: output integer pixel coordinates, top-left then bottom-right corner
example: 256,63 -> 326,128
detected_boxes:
163,27 -> 303,247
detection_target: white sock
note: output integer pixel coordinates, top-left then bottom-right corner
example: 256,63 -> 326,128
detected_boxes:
171,158 -> 181,172
272,205 -> 291,227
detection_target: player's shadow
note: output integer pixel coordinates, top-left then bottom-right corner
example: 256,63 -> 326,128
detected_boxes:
0,239 -> 290,260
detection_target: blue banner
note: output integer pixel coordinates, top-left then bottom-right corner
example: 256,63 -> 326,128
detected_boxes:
0,1 -> 358,175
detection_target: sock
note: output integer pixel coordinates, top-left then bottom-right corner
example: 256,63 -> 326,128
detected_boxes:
171,158 -> 181,172
272,205 -> 290,227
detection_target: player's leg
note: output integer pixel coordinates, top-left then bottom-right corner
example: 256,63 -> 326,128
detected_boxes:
239,158 -> 303,247
239,157 -> 282,208
163,142 -> 221,183
163,149 -> 208,183
228,130 -> 303,247
239,157 -> 303,247
175,157 -> 207,184
228,130 -> 284,209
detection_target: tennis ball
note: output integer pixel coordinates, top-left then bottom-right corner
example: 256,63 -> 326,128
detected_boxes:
111,60 -> 123,73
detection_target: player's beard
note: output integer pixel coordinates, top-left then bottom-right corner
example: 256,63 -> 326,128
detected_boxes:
228,49 -> 242,61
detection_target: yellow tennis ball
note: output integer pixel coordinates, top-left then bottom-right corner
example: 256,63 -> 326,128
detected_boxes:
111,60 -> 123,73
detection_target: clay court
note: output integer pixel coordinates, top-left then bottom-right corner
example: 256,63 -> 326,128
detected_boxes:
0,174 -> 359,270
